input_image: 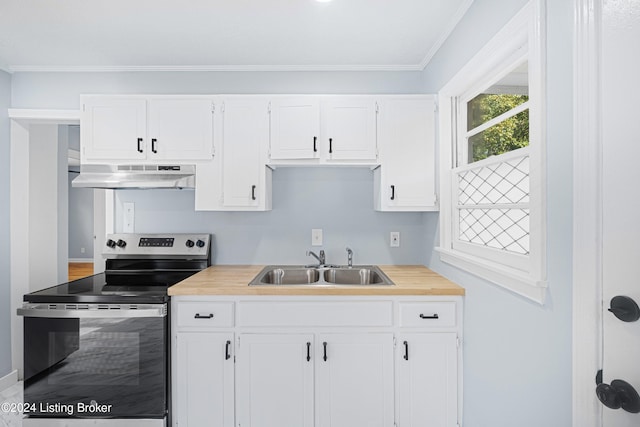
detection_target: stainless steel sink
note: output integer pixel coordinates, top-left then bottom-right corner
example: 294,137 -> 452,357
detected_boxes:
249,265 -> 394,286
323,267 -> 388,285
258,267 -> 320,285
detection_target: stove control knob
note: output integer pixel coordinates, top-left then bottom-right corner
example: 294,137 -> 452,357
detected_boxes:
116,239 -> 127,248
186,239 -> 195,248
106,239 -> 116,248
196,239 -> 206,248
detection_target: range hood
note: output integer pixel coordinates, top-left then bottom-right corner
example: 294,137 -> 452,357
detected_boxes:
72,164 -> 196,189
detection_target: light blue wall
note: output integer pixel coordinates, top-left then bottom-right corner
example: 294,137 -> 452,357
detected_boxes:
10,71 -> 423,109
114,168 -> 427,265
422,1 -> 573,427
0,70 -> 11,377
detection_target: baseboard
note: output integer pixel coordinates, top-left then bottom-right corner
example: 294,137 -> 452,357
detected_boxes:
0,370 -> 18,392
69,258 -> 93,263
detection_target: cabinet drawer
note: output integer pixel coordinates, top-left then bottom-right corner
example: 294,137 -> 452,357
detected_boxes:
176,302 -> 234,328
399,302 -> 456,327
239,301 -> 393,327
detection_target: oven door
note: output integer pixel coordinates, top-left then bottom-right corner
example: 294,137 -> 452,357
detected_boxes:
18,303 -> 167,419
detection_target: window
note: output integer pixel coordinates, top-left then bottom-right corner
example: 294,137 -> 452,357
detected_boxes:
437,2 -> 546,303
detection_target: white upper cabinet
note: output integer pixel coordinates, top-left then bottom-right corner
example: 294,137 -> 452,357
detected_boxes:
220,98 -> 271,209
375,96 -> 437,211
269,96 -> 378,164
82,97 -> 147,161
321,97 -> 378,161
81,95 -> 214,163
148,98 -> 214,160
270,97 -> 321,160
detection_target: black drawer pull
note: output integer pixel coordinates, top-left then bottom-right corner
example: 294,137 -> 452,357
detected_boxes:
329,138 -> 333,154
323,341 -> 328,361
251,185 -> 257,201
390,185 -> 395,200
225,340 -> 231,360
313,136 -> 317,152
307,342 -> 311,362
137,138 -> 144,153
403,341 -> 409,360
194,313 -> 214,319
419,313 -> 439,319
151,138 -> 157,153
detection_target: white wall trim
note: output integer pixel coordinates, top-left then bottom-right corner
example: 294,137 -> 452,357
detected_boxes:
436,1 -> 548,304
4,64 -> 425,73
8,109 -> 80,125
0,370 -> 18,392
418,0 -> 476,70
572,0 -> 603,426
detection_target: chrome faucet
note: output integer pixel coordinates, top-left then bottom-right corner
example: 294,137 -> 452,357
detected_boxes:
306,250 -> 326,267
345,247 -> 353,268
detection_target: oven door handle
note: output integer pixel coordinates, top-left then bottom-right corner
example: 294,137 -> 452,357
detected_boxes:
17,304 -> 167,319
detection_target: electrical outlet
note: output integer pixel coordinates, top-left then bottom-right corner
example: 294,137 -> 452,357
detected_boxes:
312,229 -> 323,246
124,202 -> 135,233
390,231 -> 400,247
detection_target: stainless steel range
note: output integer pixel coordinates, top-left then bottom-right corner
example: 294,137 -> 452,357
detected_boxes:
17,233 -> 211,427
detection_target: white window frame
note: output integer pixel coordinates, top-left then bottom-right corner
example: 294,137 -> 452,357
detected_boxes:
436,1 -> 547,304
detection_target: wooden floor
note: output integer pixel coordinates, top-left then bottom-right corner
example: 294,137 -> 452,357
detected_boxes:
68,262 -> 94,281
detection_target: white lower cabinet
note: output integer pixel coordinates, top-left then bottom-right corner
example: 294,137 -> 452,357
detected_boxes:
236,334 -> 314,427
174,332 -> 234,427
397,333 -> 459,427
317,333 -> 394,427
172,297 -> 462,427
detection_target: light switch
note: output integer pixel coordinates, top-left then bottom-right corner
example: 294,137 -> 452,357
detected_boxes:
312,229 -> 323,246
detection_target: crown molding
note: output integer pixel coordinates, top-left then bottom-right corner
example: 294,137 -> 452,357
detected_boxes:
418,0 -> 475,70
5,63 -> 425,73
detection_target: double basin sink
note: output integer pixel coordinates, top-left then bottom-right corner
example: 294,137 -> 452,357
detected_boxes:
249,265 -> 394,287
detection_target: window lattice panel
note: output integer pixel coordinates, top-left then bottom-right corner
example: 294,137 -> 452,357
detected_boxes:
456,152 -> 530,255
458,155 -> 529,205
458,208 -> 530,255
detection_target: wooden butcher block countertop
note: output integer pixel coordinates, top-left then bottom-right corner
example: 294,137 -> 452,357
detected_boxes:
168,265 -> 464,296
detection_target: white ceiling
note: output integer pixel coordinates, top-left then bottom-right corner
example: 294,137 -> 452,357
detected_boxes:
0,0 -> 473,73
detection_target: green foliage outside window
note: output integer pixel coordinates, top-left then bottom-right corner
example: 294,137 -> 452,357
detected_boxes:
467,94 -> 529,163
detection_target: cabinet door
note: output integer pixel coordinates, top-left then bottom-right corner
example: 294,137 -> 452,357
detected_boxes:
148,99 -> 214,160
175,332 -> 234,427
317,333 -> 394,427
236,334 -> 314,427
377,97 -> 436,210
221,99 -> 269,208
398,333 -> 458,427
82,97 -> 147,161
270,97 -> 320,160
322,98 -> 378,161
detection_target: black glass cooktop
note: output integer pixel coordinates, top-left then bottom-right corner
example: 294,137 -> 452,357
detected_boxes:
23,271 -> 198,304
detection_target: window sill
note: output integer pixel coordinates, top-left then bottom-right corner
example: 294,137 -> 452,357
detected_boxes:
435,247 -> 547,304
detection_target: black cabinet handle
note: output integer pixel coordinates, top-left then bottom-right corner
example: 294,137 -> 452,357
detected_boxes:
137,138 -> 144,153
194,313 -> 214,319
419,313 -> 439,319
323,341 -> 328,361
329,138 -> 333,154
390,185 -> 395,200
225,340 -> 231,360
251,185 -> 257,201
403,341 -> 409,361
151,138 -> 157,153
307,342 -> 311,362
313,136 -> 317,153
